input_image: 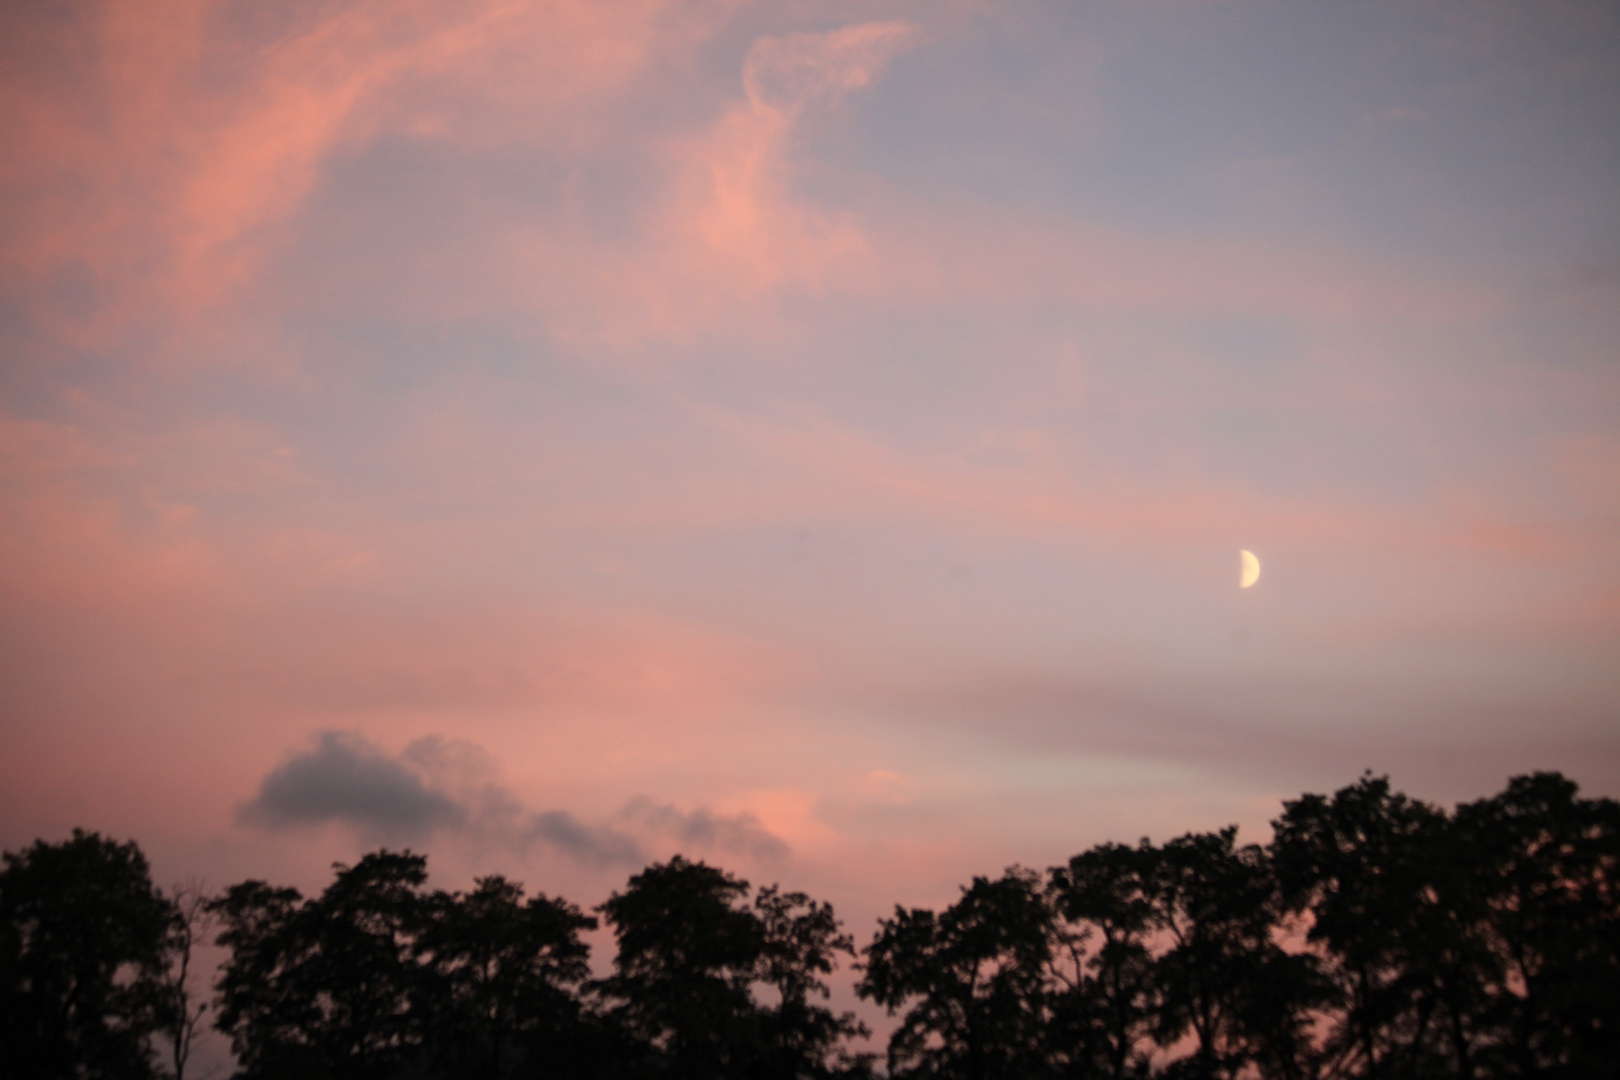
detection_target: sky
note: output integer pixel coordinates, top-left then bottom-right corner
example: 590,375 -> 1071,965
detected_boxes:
3,0 -> 1619,1037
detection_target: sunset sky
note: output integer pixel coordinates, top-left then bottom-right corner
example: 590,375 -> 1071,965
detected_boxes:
2,0 -> 1618,1024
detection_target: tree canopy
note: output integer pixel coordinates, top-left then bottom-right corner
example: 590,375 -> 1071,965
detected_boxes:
4,771 -> 1614,1079
0,830 -> 177,1080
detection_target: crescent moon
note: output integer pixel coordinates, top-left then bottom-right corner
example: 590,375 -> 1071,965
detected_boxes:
1240,550 -> 1261,588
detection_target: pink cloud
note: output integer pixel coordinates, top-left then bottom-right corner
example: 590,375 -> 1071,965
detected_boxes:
5,1 -> 1508,365
491,21 -> 1498,353
682,22 -> 915,278
0,0 -> 677,356
4,0 -> 1521,384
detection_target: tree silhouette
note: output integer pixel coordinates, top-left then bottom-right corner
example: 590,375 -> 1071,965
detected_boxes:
753,884 -> 871,1078
156,883 -> 216,1080
860,868 -> 1054,1080
12,770 -> 1614,1080
595,856 -> 765,1078
1049,842 -> 1160,1079
594,856 -> 868,1079
1271,775 -> 1442,1077
1454,771 -> 1620,1077
1272,773 -> 1509,1079
413,874 -> 596,1079
211,851 -> 431,1079
0,830 -> 176,1080
1142,829 -> 1332,1080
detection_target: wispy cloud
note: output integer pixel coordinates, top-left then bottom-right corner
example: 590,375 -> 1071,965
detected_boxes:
619,797 -> 789,861
0,0 -> 671,352
525,811 -> 645,867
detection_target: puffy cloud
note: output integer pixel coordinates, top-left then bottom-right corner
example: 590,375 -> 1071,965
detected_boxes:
237,730 -> 466,841
238,730 -> 788,866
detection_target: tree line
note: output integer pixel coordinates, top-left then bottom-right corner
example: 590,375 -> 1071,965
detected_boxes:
2,771 -> 1615,1079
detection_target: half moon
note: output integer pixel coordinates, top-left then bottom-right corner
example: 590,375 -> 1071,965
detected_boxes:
1240,550 -> 1261,588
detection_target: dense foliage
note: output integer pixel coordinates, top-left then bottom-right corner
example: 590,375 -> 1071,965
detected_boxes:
860,772 -> 1618,1080
3,772 -> 1614,1079
0,831 -> 176,1080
